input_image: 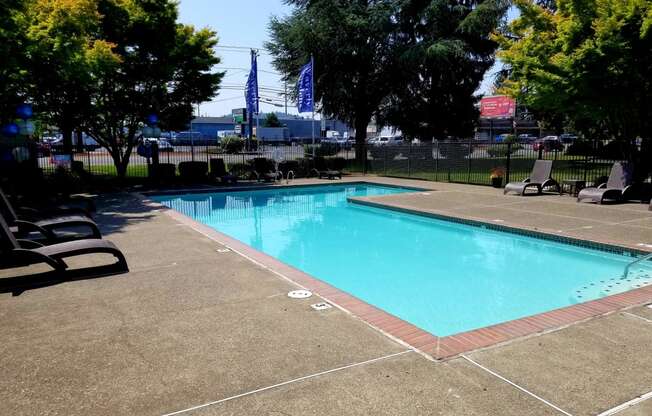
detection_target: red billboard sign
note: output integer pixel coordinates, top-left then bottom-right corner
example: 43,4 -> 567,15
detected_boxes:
480,95 -> 516,119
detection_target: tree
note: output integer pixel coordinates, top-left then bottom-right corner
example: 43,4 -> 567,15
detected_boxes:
495,0 -> 652,169
264,112 -> 283,127
83,0 -> 223,178
25,0 -> 102,154
25,0 -> 223,178
0,0 -> 29,124
378,0 -> 509,140
268,0 -> 399,163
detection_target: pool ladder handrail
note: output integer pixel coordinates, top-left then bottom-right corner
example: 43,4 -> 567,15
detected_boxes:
623,252 -> 652,278
285,170 -> 295,184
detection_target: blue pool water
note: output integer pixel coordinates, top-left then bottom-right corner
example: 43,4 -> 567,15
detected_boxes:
153,184 -> 652,336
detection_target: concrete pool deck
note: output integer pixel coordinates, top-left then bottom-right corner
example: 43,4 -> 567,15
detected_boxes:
1,176 -> 651,415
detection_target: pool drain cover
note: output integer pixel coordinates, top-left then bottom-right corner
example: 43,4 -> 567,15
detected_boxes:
311,302 -> 332,311
288,290 -> 312,299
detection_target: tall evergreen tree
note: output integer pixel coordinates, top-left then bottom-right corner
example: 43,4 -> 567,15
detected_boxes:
268,0 -> 399,162
378,0 -> 509,140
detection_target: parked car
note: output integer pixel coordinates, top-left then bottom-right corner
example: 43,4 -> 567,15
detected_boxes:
373,135 -> 404,146
533,136 -> 564,152
560,133 -> 578,144
517,133 -> 537,142
144,138 -> 174,152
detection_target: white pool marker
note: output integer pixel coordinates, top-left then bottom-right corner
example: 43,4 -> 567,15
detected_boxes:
636,243 -> 652,249
420,192 -> 431,196
311,302 -> 332,311
216,248 -> 230,253
492,219 -> 505,223
287,290 -> 312,299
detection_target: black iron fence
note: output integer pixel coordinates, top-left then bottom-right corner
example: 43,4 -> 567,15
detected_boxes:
365,141 -> 626,187
3,139 -> 637,188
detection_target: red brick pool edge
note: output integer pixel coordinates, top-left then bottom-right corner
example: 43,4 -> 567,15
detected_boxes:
149,197 -> 652,360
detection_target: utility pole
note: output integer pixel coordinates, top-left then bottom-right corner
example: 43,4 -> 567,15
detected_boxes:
284,80 -> 288,115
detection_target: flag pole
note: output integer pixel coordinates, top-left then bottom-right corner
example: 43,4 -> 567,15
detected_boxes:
311,54 -> 315,158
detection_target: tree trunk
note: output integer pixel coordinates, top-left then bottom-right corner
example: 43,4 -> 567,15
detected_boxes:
75,129 -> 84,153
62,127 -> 73,157
354,116 -> 370,168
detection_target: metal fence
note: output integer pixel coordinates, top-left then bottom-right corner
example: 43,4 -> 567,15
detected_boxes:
24,139 -> 633,187
366,140 -> 626,187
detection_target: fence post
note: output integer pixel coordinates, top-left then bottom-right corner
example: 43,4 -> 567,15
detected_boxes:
505,142 -> 511,185
383,145 -> 387,176
538,146 -> 543,160
467,140 -> 472,183
434,141 -> 439,181
407,143 -> 412,177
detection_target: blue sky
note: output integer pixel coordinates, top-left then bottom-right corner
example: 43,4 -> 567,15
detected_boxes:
178,0 -> 506,117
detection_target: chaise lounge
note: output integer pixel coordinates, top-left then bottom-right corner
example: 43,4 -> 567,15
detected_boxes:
252,158 -> 281,182
0,188 -> 101,242
312,157 -> 342,180
577,162 -> 633,204
0,214 -> 128,276
209,158 -> 238,184
504,160 -> 560,196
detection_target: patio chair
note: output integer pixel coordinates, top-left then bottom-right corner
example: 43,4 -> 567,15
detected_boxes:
504,160 -> 560,196
0,188 -> 101,242
311,157 -> 342,180
577,162 -> 633,204
0,188 -> 92,221
209,158 -> 238,184
0,214 -> 127,275
252,158 -> 281,182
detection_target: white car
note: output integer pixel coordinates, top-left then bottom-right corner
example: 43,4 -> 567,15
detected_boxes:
144,138 -> 174,152
374,135 -> 404,146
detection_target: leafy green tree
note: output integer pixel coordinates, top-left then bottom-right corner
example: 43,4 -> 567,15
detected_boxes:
0,0 -> 29,124
268,0 -> 399,163
82,0 -> 223,178
378,0 -> 509,140
264,112 -> 283,127
25,0 -> 222,177
496,0 -> 652,168
25,0 -> 102,153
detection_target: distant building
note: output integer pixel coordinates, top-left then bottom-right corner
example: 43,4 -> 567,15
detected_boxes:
182,113 -> 350,142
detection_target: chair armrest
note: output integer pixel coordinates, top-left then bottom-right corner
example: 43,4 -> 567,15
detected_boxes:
597,183 -> 607,188
13,220 -> 56,241
17,239 -> 45,249
522,178 -> 531,183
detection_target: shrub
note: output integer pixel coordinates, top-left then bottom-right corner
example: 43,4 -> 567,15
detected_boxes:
227,162 -> 251,179
178,161 -> 208,181
304,143 -> 339,157
220,136 -> 245,154
278,160 -> 300,176
153,163 -> 176,181
566,140 -> 595,156
326,157 -> 347,171
487,143 -> 523,157
437,141 -> 474,159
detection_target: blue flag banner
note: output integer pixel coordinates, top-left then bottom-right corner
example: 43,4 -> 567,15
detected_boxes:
297,60 -> 313,113
245,53 -> 259,114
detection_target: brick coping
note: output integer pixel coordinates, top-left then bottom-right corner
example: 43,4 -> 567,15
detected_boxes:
140,184 -> 652,360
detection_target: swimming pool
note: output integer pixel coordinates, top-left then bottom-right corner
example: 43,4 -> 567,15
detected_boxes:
153,183 -> 652,337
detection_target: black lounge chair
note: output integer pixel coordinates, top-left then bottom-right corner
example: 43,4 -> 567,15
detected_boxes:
0,189 -> 101,242
0,188 -> 92,221
252,158 -> 281,182
312,157 -> 342,180
504,160 -> 560,196
577,162 -> 633,204
0,214 -> 127,276
209,158 -> 238,184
